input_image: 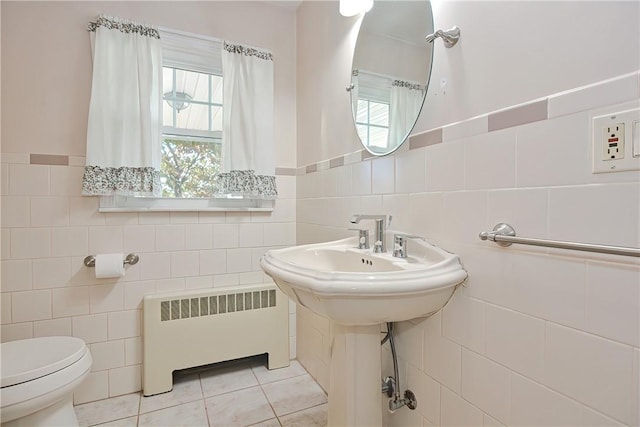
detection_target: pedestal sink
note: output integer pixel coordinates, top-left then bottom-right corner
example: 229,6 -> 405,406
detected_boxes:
260,236 -> 467,426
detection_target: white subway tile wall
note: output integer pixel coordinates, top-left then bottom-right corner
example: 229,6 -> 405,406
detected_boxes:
296,75 -> 640,426
372,156 -> 396,194
395,149 -> 426,194
33,317 -> 72,338
0,163 -> 297,403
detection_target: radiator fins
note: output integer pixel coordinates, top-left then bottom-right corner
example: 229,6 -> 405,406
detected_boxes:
160,289 -> 277,322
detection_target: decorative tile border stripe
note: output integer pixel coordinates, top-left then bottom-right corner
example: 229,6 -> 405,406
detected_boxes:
6,72 -> 637,178
0,153 -> 30,164
5,154 -> 296,175
296,71 -> 640,175
487,99 -> 548,132
298,71 -> 639,175
361,150 -> 375,160
548,71 -> 639,119
316,159 -> 331,171
344,151 -> 364,165
29,154 -> 69,166
409,127 -> 443,150
329,156 -> 344,168
275,167 -> 297,176
442,115 -> 489,142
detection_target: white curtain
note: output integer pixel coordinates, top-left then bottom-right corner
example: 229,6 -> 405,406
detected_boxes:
388,80 -> 424,147
220,42 -> 276,198
83,16 -> 162,196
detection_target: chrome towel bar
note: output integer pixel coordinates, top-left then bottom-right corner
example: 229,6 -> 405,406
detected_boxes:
479,223 -> 640,258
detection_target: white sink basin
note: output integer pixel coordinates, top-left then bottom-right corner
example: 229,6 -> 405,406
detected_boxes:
260,237 -> 467,326
261,236 -> 467,426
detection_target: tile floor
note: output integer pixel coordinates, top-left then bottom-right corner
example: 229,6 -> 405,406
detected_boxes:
74,357 -> 328,427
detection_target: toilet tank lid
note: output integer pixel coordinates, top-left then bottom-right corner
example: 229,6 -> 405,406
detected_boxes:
1,336 -> 88,388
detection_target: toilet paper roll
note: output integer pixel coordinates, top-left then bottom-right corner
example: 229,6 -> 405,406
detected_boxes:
94,253 -> 125,279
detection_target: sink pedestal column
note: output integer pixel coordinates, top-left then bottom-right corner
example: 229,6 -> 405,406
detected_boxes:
327,323 -> 383,427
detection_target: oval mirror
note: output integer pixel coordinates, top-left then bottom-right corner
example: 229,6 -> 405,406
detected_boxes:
350,1 -> 434,155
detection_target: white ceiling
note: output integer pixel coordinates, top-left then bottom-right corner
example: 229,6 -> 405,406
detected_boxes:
361,1 -> 432,45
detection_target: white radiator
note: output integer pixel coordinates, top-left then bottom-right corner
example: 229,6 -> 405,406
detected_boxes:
142,283 -> 289,396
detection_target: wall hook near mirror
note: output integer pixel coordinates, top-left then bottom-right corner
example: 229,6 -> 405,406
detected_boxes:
425,26 -> 461,48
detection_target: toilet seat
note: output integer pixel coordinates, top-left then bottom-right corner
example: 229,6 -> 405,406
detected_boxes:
1,337 -> 88,388
1,337 -> 92,425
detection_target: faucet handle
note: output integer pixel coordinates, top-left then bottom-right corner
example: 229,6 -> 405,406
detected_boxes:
393,233 -> 425,258
348,228 -> 370,249
394,233 -> 424,240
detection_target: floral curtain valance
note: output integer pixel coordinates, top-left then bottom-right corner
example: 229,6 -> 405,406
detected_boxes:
215,170 -> 277,199
83,15 -> 162,196
392,79 -> 423,92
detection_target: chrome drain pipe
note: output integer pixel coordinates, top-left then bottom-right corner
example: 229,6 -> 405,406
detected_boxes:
381,322 -> 417,412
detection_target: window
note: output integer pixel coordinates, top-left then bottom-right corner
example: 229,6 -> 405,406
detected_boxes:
356,98 -> 389,150
161,67 -> 223,198
98,28 -> 273,212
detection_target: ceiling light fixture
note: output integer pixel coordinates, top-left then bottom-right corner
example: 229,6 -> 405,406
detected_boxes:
164,91 -> 192,112
339,0 -> 373,17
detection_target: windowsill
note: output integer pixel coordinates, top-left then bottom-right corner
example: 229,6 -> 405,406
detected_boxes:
98,195 -> 274,213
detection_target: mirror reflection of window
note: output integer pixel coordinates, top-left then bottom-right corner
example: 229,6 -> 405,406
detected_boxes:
356,99 -> 389,150
354,69 -> 391,150
353,69 -> 422,152
349,0 -> 434,155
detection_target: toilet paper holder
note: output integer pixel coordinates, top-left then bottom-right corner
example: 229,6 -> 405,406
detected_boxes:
83,253 -> 140,268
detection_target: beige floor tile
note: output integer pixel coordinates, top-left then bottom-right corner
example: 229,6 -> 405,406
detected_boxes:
200,364 -> 259,397
252,360 -> 308,385
139,373 -> 202,414
205,386 -> 275,427
279,404 -> 328,427
262,375 -> 327,417
75,393 -> 140,427
138,400 -> 208,427
74,359 -> 327,427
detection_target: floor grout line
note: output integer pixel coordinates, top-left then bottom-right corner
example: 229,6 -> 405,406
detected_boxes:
256,368 -> 281,425
197,371 -> 211,427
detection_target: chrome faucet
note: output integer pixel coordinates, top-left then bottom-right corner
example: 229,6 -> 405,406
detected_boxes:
350,214 -> 388,253
392,233 -> 425,258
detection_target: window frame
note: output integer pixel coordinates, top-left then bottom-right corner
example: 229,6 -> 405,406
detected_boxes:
355,98 -> 390,150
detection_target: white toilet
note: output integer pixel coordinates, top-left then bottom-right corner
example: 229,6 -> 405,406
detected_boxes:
1,336 -> 92,427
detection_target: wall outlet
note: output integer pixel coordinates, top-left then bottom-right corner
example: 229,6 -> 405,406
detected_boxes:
592,107 -> 640,173
602,123 -> 624,160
